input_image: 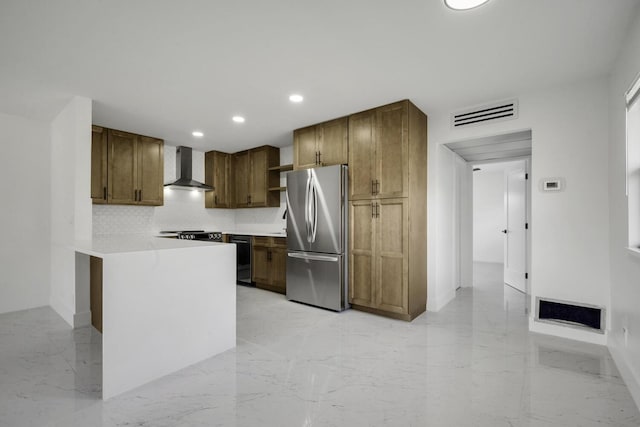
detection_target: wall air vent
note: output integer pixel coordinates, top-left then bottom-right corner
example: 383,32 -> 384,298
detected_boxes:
451,99 -> 518,128
535,297 -> 605,334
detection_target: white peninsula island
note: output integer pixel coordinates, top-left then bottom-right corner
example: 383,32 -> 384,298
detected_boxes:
75,236 -> 235,399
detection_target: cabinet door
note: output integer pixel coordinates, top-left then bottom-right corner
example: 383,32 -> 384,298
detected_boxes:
349,200 -> 376,307
376,102 -> 408,199
234,151 -> 250,208
214,152 -> 231,208
318,117 -> 348,167
348,109 -> 376,200
205,151 -> 231,208
91,126 -> 108,204
108,129 -> 137,205
375,198 -> 409,314
270,246 -> 287,293
293,125 -> 318,170
249,147 -> 268,207
252,244 -> 271,284
137,136 -> 164,206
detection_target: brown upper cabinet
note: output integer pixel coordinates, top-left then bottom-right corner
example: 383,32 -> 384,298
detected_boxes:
91,126 -> 164,206
204,151 -> 232,208
233,146 -> 280,208
349,101 -> 409,200
91,126 -> 108,204
293,117 -> 348,170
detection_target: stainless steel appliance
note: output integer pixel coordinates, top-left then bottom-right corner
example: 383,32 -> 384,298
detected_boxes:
160,230 -> 223,241
229,234 -> 253,285
286,164 -> 348,311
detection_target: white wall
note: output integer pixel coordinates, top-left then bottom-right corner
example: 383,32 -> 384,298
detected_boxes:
473,169 -> 505,263
426,145 -> 458,310
428,76 -> 611,346
50,96 -> 92,327
607,5 -> 640,407
0,113 -> 51,314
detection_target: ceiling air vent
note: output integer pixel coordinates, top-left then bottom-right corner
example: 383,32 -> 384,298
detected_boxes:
451,99 -> 518,128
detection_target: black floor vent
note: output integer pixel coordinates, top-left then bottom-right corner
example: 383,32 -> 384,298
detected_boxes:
536,298 -> 605,333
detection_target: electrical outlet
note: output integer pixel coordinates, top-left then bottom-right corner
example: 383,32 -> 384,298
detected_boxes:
623,327 -> 629,347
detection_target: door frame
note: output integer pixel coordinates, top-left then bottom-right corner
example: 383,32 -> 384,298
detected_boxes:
448,147 -> 532,296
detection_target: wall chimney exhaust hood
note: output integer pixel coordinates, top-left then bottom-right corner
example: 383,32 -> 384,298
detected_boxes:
164,146 -> 213,191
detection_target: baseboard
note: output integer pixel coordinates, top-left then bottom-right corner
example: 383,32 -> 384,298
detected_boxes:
73,310 -> 91,328
608,336 -> 640,411
50,297 -> 74,327
529,317 -> 607,346
427,288 -> 456,312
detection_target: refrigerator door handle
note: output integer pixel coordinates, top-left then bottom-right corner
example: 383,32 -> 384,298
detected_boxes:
288,252 -> 339,262
311,176 -> 318,242
305,173 -> 312,242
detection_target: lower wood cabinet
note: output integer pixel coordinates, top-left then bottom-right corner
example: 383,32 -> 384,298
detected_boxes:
252,236 -> 287,294
350,199 -> 410,316
90,256 -> 103,333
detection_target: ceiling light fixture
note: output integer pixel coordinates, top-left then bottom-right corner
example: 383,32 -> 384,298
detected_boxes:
232,116 -> 245,123
444,0 -> 490,10
192,131 -> 204,137
289,94 -> 304,103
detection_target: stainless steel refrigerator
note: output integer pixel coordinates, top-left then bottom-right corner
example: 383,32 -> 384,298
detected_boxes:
286,164 -> 349,311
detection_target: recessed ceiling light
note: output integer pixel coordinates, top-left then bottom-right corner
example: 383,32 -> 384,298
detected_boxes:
444,0 -> 490,10
192,131 -> 204,137
289,94 -> 304,103
232,116 -> 245,123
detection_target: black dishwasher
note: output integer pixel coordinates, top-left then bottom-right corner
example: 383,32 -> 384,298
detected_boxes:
229,235 -> 253,285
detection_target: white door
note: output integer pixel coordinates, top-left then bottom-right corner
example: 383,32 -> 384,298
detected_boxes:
503,162 -> 527,292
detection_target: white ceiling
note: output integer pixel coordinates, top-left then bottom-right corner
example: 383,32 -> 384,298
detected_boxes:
0,0 -> 638,152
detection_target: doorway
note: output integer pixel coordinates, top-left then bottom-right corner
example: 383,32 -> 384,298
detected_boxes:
472,159 -> 529,294
445,129 -> 532,298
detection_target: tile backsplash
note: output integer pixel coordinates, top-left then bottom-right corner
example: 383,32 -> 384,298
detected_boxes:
93,145 -> 291,236
93,204 -> 154,236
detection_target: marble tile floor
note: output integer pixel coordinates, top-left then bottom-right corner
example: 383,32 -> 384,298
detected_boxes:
1,262 -> 639,427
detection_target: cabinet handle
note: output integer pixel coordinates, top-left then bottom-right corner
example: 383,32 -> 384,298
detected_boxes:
375,180 -> 380,194
214,195 -> 218,205
103,187 -> 107,200
318,151 -> 322,165
376,202 -> 380,218
248,195 -> 251,204
371,202 -> 375,218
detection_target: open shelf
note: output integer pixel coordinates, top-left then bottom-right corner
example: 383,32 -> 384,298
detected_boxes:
268,164 -> 293,172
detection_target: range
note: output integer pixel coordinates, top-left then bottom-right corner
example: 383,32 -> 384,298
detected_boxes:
160,230 -> 223,242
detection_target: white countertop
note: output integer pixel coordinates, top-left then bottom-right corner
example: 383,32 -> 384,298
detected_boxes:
75,235 -> 226,256
155,231 -> 287,238
222,230 -> 287,238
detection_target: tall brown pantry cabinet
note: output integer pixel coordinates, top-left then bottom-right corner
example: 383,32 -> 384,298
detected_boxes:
348,100 -> 427,321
